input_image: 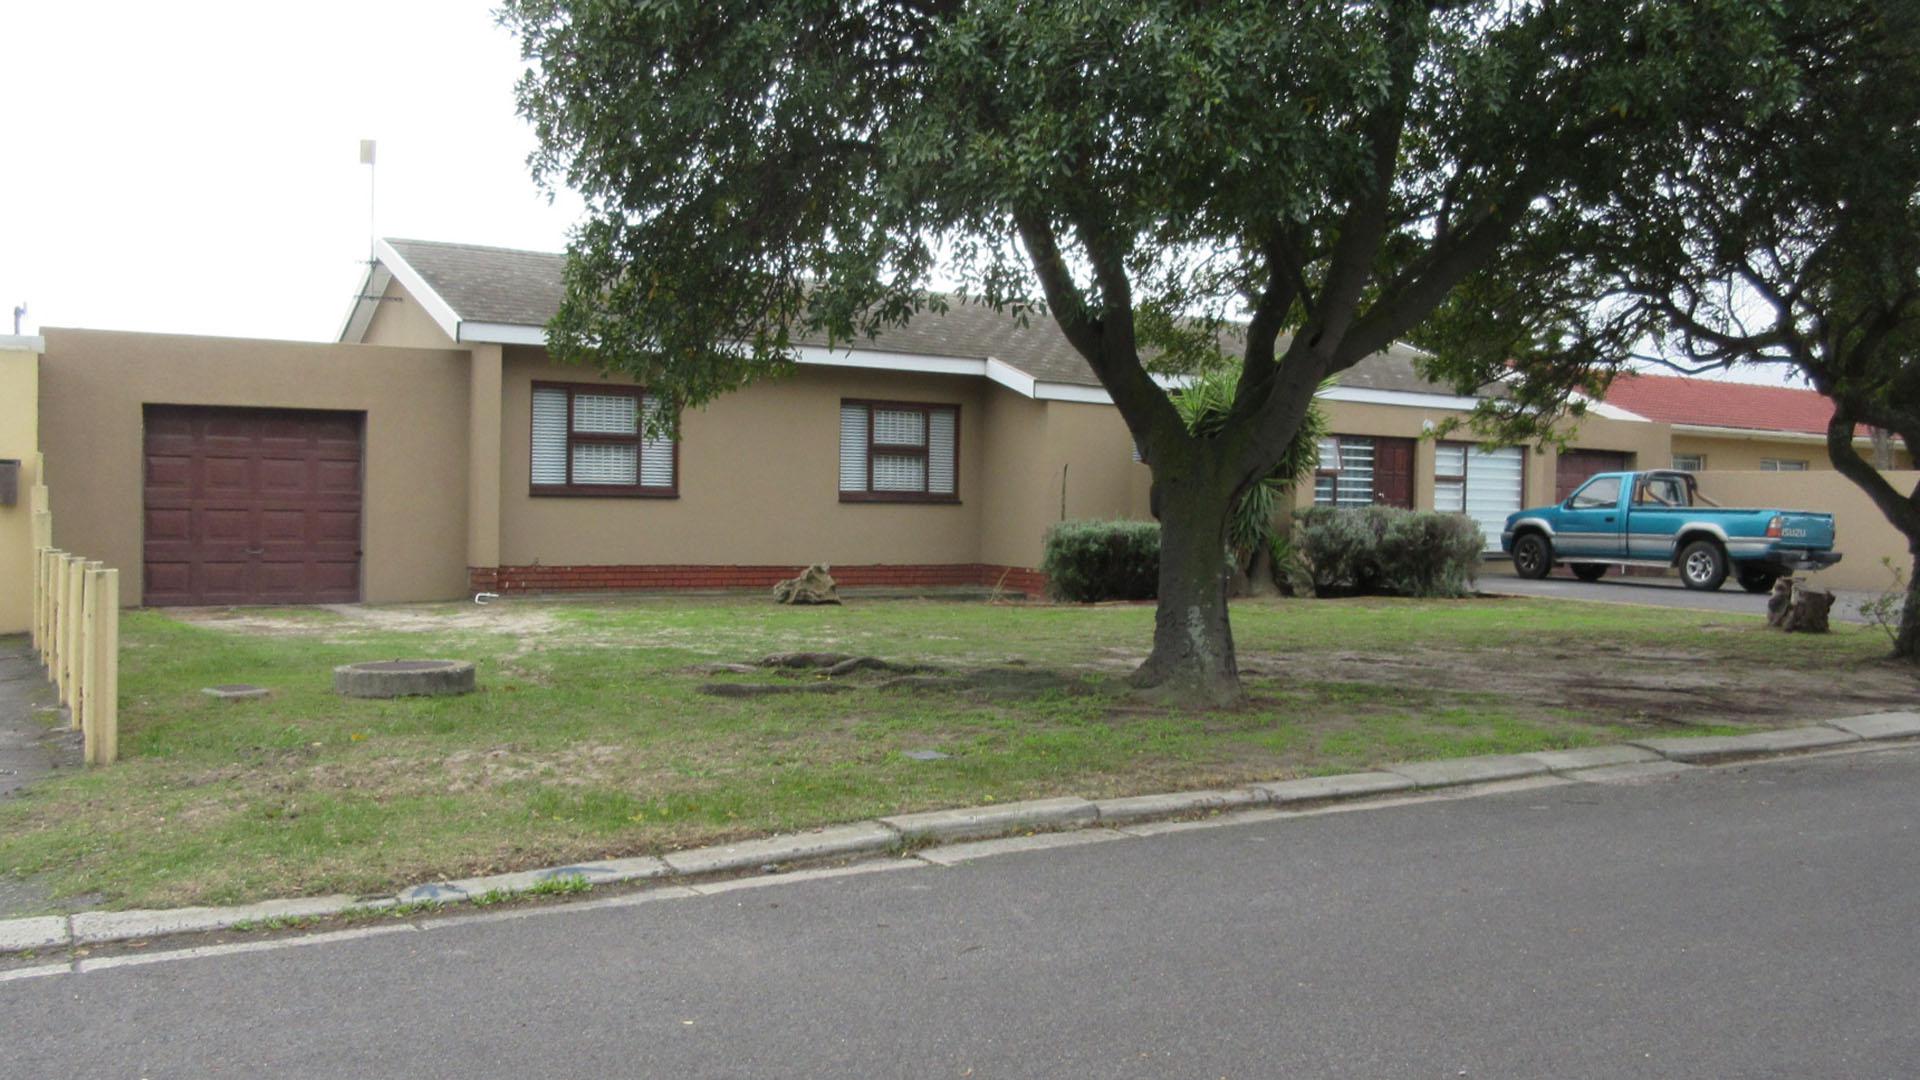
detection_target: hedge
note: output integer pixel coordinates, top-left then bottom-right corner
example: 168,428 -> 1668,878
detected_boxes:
1293,506 -> 1484,598
1041,519 -> 1161,602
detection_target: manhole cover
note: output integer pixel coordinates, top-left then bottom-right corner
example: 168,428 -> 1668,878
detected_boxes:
202,684 -> 271,701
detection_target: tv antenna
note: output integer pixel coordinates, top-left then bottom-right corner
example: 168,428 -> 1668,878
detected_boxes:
359,139 -> 377,261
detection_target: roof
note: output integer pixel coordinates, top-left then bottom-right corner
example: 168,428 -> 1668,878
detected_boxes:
348,237 -> 1494,402
1601,371 -> 1842,436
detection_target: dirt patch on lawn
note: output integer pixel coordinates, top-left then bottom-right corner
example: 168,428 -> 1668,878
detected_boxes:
1244,640 -> 1920,726
171,603 -> 563,645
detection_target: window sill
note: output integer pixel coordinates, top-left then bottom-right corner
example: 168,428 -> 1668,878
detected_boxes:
530,486 -> 679,499
838,492 -> 962,505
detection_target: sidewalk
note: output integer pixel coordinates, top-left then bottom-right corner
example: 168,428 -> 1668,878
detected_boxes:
0,637 -> 83,918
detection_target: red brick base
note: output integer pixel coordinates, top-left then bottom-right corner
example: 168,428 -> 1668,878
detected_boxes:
469,563 -> 1048,597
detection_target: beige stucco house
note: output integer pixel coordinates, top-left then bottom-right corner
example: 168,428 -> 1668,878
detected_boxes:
15,237 -> 1673,616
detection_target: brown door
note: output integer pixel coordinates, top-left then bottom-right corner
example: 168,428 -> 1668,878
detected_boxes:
143,406 -> 363,605
1373,437 -> 1415,508
1555,450 -> 1631,502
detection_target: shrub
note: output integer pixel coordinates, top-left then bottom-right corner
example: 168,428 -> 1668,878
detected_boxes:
1042,519 -> 1161,602
1295,506 -> 1484,598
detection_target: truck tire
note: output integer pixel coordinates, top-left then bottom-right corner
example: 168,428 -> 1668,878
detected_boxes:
1679,540 -> 1729,591
1512,533 -> 1553,580
1737,567 -> 1780,594
1570,563 -> 1607,582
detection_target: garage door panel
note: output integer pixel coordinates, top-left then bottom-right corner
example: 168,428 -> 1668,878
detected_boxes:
203,455 -> 253,495
145,508 -> 194,544
144,405 -> 362,605
315,460 -> 360,494
314,510 -> 361,543
257,457 -> 312,494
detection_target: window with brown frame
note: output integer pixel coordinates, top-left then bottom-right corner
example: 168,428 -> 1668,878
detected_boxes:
530,381 -> 678,497
1313,436 -> 1376,507
839,400 -> 959,502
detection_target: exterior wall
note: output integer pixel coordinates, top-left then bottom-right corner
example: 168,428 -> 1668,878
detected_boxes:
38,328 -> 474,605
0,340 -> 40,633
495,355 -> 990,567
1692,469 -> 1918,592
359,277 -> 457,348
1670,431 -> 1913,473
975,395 -> 1151,570
1287,402 -> 1671,513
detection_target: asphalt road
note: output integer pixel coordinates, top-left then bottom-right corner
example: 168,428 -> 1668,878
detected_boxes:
6,745 -> 1919,1078
1480,569 -> 1880,624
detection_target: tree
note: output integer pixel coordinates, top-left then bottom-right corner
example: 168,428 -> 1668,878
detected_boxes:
504,0 -> 1793,703
1423,1 -> 1920,660
1170,366 -> 1326,597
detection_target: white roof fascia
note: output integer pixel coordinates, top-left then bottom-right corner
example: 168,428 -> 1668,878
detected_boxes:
1316,385 -> 1485,412
337,263 -> 393,344
792,344 -> 988,378
1034,381 -> 1113,404
985,357 -> 1036,397
0,334 -> 45,352
1580,399 -> 1650,422
1674,422 -> 1871,445
458,322 -> 548,346
374,239 -> 465,343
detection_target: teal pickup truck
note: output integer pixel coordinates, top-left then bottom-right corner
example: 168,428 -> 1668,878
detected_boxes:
1502,470 -> 1841,593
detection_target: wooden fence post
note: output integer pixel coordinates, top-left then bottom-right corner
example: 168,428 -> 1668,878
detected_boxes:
82,567 -> 119,765
64,555 -> 85,725
50,552 -> 70,697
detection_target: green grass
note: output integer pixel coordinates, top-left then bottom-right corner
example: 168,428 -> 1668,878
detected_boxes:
0,594 -> 1907,911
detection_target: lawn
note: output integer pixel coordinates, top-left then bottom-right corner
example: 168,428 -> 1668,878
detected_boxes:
1,593 -> 1911,911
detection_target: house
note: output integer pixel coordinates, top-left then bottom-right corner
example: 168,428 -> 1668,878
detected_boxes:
9,237 -> 1670,619
1599,370 -> 1913,473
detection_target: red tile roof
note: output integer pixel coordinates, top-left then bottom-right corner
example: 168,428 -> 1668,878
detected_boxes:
1600,371 -> 1843,436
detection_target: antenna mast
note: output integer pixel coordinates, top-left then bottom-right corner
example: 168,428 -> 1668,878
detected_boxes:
359,139 -> 378,260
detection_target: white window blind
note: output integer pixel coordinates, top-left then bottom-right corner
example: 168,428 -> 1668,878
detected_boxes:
928,409 -> 957,495
873,454 -> 928,491
573,392 -> 637,434
873,408 -> 925,446
1433,444 -> 1468,513
640,394 -> 675,488
839,404 -> 870,492
572,442 -> 638,485
531,387 -> 569,486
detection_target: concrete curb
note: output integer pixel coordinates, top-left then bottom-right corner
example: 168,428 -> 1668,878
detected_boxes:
6,713 -> 1916,956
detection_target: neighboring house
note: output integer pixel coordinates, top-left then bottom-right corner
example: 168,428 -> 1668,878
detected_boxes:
1599,370 -> 1912,473
24,237 -> 1665,612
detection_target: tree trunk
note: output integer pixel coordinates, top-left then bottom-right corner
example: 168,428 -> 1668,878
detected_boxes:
1895,549 -> 1920,662
1132,477 -> 1243,706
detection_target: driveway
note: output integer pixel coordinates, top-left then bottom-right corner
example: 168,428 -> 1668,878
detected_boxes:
5,745 -> 1919,1078
1480,568 -> 1883,625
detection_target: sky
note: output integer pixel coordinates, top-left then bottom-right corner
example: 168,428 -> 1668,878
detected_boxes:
0,2 -> 1796,388
3,0 -> 580,343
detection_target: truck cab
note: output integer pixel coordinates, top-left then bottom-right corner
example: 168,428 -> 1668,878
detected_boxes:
1501,470 -> 1841,592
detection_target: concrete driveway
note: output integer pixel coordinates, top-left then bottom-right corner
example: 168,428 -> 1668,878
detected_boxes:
1479,566 -> 1883,625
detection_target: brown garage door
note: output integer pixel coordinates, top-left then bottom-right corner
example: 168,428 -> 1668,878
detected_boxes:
143,406 -> 363,606
1555,449 -> 1632,502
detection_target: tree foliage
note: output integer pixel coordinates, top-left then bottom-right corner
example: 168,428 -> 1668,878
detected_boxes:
1421,0 -> 1920,657
504,0 -> 1807,700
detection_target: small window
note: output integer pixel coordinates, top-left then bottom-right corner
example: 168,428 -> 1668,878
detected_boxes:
1314,436 -> 1375,507
1635,475 -> 1688,507
1671,453 -> 1705,472
1433,443 -> 1468,513
530,382 -> 677,496
839,400 -> 959,502
1569,476 -> 1622,510
1760,458 -> 1809,472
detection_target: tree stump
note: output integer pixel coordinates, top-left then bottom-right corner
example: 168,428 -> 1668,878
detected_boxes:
772,564 -> 841,605
1767,577 -> 1834,634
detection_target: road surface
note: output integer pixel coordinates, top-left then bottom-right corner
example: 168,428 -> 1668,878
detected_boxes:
5,744 -> 1918,1078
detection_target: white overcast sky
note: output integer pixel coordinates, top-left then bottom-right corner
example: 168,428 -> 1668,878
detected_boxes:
3,0 -> 580,342
0,1 -> 1799,388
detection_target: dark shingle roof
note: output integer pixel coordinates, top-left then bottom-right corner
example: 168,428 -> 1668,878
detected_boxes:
385,237 -> 1469,395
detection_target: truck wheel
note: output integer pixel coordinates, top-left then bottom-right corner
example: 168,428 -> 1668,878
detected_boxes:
1678,540 -> 1729,591
1571,563 -> 1607,583
1512,534 -> 1553,579
1737,568 -> 1780,594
